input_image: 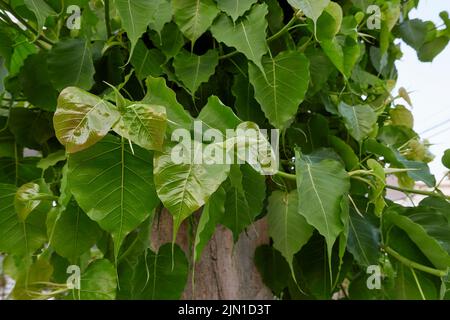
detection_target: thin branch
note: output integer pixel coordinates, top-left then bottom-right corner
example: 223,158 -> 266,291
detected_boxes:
385,184 -> 450,200
383,246 -> 447,278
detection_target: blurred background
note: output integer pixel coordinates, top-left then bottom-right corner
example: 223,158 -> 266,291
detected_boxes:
395,0 -> 450,179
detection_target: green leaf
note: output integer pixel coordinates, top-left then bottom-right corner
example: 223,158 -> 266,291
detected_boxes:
347,201 -> 380,267
120,243 -> 188,299
173,49 -> 219,94
254,245 -> 290,296
47,39 -> 95,91
37,149 -> 66,171
51,200 -> 102,264
113,103 -> 167,151
10,256 -> 53,299
211,3 -> 268,72
148,0 -> 173,35
338,102 -> 377,142
154,142 -> 230,237
7,35 -> 37,76
367,159 -> 386,216
19,53 -> 58,111
75,259 -> 116,300
442,149 -> 450,169
221,164 -> 265,241
418,36 -> 449,62
267,190 -> 313,268
396,19 -> 428,51
193,186 -> 225,262
385,208 -> 450,270
288,0 -> 330,35
172,0 -> 219,45
142,76 -> 193,132
390,105 -> 414,129
320,35 -> 360,78
14,181 -> 42,221
305,47 -> 335,95
0,184 -> 47,256
24,0 -> 56,31
385,228 -> 440,300
114,0 -> 163,55
129,40 -> 165,80
216,0 -> 258,21
197,95 -> 241,134
9,108 -> 54,149
149,22 -> 186,60
248,51 -> 310,129
68,134 -> 159,258
231,73 -> 265,125
0,157 -> 42,186
328,135 -> 359,171
316,1 -> 342,40
53,87 -> 120,153
295,149 -> 350,263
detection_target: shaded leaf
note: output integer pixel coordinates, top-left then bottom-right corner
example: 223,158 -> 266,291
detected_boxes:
120,244 -> 188,299
51,200 -> 102,264
130,40 -> 165,79
267,190 -> 313,268
47,38 -> 95,91
221,164 -> 265,241
173,49 -> 219,94
194,186 -> 226,262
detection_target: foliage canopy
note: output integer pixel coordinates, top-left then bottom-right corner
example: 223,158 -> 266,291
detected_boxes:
1,0 -> 450,300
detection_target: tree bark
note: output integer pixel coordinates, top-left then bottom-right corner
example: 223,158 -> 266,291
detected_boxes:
151,210 -> 273,300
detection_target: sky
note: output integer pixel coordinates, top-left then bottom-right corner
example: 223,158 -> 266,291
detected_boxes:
395,0 -> 450,180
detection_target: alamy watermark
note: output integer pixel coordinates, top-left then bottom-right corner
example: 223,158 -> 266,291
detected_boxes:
66,265 -> 80,290
170,121 -> 279,175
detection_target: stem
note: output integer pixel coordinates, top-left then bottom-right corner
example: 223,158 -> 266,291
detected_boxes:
275,170 -> 296,181
0,0 -> 54,45
267,16 -> 297,42
104,0 -> 112,38
385,184 -> 450,200
384,246 -> 447,278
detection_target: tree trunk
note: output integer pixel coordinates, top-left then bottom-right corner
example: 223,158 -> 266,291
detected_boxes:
151,210 -> 273,300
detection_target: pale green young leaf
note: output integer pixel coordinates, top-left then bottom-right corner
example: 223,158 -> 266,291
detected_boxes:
113,103 -> 167,151
54,87 -> 120,153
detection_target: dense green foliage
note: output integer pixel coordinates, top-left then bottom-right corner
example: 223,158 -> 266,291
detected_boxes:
0,0 -> 450,300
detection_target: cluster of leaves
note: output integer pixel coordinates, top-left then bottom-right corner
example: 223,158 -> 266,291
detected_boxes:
1,0 -> 450,300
